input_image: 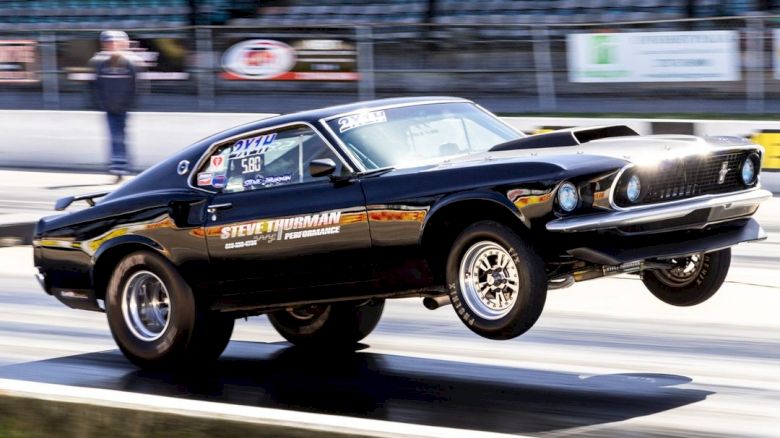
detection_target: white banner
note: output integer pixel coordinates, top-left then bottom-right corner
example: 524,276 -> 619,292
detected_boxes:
773,29 -> 780,80
568,31 -> 740,83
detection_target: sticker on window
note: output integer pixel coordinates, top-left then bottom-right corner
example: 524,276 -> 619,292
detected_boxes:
229,133 -> 278,159
210,155 -> 226,171
243,173 -> 293,188
337,111 -> 387,133
197,172 -> 213,186
240,155 -> 264,174
212,174 -> 227,188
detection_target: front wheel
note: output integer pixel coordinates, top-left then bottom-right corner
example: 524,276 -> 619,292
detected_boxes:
446,221 -> 547,340
268,299 -> 384,349
642,248 -> 731,307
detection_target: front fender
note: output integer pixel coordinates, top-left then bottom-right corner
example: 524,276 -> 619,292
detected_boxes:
421,189 -> 529,237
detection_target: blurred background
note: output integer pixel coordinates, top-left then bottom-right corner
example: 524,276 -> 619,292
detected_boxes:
1,0 -> 780,114
0,3 -> 779,437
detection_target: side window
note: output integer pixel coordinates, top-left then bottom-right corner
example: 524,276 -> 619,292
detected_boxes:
195,125 -> 343,193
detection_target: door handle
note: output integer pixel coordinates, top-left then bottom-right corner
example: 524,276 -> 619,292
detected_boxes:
207,203 -> 233,213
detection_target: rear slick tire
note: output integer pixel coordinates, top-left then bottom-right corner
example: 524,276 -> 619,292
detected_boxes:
642,249 -> 731,307
268,299 -> 384,349
105,251 -> 234,370
446,220 -> 547,340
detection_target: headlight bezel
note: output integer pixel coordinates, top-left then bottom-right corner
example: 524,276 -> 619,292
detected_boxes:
625,174 -> 642,203
556,181 -> 580,213
740,153 -> 760,186
612,168 -> 646,207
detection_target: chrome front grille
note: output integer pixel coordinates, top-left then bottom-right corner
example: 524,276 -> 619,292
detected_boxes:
615,151 -> 751,207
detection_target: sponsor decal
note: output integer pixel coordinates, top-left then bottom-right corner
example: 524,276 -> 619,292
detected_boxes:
220,212 -> 341,239
337,111 -> 386,133
243,174 -> 293,187
229,133 -> 278,159
225,239 -> 258,250
212,174 -> 227,188
240,155 -> 264,174
220,211 -> 342,249
211,155 -> 226,171
284,226 -> 340,240
197,172 -> 213,186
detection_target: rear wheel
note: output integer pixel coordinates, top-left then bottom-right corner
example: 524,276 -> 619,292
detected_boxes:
268,299 -> 384,349
642,249 -> 731,307
446,221 -> 547,340
105,251 -> 234,369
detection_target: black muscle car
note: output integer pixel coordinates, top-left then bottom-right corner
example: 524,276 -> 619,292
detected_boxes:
33,97 -> 771,369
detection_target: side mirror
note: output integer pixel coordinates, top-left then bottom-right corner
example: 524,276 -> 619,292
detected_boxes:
309,158 -> 337,178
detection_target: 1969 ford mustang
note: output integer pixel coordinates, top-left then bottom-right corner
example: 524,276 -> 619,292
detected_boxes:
33,97 -> 771,369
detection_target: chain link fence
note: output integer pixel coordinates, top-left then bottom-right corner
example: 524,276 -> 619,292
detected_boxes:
0,16 -> 779,114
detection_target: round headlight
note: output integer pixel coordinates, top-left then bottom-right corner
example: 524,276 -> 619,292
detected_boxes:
557,182 -> 579,212
626,174 -> 642,203
741,156 -> 757,185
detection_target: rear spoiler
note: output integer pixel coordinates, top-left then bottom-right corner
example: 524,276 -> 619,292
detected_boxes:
54,192 -> 109,211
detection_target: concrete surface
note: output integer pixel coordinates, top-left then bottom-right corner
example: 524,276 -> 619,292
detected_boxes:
0,169 -> 778,437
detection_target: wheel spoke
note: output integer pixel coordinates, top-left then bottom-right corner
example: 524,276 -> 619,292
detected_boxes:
121,271 -> 172,342
459,241 -> 522,321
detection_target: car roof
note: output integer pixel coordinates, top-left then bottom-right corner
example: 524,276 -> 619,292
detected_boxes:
245,96 -> 471,130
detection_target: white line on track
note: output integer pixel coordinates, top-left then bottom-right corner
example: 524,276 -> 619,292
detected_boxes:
0,378 -> 525,438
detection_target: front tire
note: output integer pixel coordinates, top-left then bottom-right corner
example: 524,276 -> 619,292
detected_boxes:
106,251 -> 234,369
642,249 -> 731,307
268,299 -> 384,349
446,221 -> 547,340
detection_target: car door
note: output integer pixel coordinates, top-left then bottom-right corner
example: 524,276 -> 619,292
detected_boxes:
196,123 -> 372,297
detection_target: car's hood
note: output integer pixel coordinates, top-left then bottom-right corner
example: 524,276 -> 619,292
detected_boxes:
372,134 -> 758,177
487,134 -> 757,166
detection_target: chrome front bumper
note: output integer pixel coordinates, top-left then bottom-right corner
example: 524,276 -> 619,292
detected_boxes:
546,189 -> 773,233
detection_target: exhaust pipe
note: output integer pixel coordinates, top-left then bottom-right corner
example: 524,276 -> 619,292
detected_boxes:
548,274 -> 574,290
423,295 -> 451,310
567,260 -> 672,283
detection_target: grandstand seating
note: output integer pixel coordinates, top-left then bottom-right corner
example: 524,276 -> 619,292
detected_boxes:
0,0 -> 768,30
232,0 -> 766,27
0,0 -> 254,29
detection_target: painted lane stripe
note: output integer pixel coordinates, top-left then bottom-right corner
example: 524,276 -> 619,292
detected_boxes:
0,378 -> 524,438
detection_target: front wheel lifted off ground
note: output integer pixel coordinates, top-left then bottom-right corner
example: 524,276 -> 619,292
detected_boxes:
642,248 -> 731,307
106,250 -> 234,369
446,220 -> 547,340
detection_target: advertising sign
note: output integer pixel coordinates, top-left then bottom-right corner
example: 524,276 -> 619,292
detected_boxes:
0,40 -> 39,83
773,29 -> 780,80
568,31 -> 740,83
220,38 -> 358,81
62,37 -> 190,81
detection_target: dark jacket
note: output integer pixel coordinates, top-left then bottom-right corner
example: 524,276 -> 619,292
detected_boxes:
89,52 -> 139,114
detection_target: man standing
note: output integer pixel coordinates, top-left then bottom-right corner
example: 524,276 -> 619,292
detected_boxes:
90,30 -> 140,184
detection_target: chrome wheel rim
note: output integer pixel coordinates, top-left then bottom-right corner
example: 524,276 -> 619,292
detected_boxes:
121,270 -> 171,342
459,241 -> 521,320
654,254 -> 704,287
286,304 -> 327,321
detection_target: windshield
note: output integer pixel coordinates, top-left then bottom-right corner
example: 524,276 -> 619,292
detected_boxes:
325,102 -> 522,170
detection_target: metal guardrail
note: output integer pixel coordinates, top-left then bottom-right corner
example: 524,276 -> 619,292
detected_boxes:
0,16 -> 779,114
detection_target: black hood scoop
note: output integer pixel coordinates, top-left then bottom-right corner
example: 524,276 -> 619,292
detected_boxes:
491,125 -> 639,152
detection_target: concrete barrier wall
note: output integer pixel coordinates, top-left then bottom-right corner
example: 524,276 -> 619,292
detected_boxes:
0,111 -> 274,171
0,111 -> 777,171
